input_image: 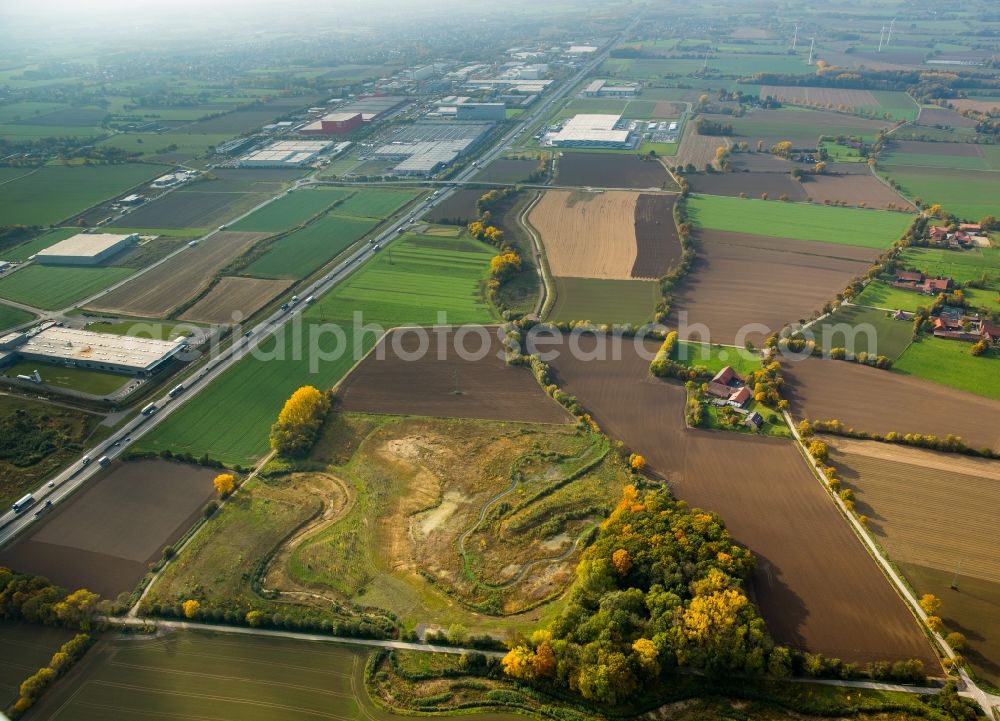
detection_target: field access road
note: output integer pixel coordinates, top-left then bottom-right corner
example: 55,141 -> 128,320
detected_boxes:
107,617 -> 507,658
0,22 -> 630,548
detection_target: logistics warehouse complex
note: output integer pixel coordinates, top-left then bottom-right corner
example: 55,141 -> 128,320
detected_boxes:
0,327 -> 188,376
35,233 -> 138,266
547,114 -> 635,148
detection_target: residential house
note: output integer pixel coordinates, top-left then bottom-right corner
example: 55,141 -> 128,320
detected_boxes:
744,412 -> 764,430
891,269 -> 951,295
706,366 -> 752,407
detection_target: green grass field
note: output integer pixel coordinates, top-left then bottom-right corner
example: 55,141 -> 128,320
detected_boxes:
244,214 -> 378,279
331,188 -> 419,219
688,194 -> 913,248
811,304 -> 913,360
880,150 -> 991,171
893,335 -> 1000,400
880,165 -> 1000,221
674,341 -> 758,375
0,265 -> 133,309
854,281 -> 937,312
305,232 -> 496,325
725,109 -> 890,143
96,132 -> 234,159
3,360 -> 130,395
230,188 -> 353,232
548,277 -> 659,325
0,302 -> 33,332
870,91 -> 920,122
898,247 -> 1000,288
0,164 -> 166,226
137,233 -> 496,466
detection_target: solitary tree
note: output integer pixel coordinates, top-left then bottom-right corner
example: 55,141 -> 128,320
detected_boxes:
213,473 -> 236,497
182,599 -> 200,619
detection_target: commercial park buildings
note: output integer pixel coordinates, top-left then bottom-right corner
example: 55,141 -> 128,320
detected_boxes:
0,327 -> 188,376
373,121 -> 493,175
547,114 -> 634,148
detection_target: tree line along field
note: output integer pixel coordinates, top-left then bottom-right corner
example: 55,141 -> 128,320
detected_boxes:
0,265 -> 134,310
0,163 -> 168,226
136,231 -> 497,466
545,335 -> 938,668
824,437 -> 1000,687
686,194 -> 913,248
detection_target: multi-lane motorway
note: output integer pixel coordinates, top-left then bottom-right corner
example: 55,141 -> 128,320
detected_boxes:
0,24 -> 629,547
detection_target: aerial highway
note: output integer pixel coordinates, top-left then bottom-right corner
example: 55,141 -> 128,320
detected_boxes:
0,21 -> 631,548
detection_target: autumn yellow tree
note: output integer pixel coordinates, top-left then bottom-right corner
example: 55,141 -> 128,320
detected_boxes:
182,599 -> 200,618
629,453 -> 646,471
213,473 -> 235,497
483,225 -> 504,244
919,593 -> 942,616
501,645 -> 536,679
53,588 -> 99,629
489,251 -> 522,281
269,385 -> 331,457
770,140 -> 793,158
611,548 -> 633,575
927,203 -> 943,218
926,615 -> 944,633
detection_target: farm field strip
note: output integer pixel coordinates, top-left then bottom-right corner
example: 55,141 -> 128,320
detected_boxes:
825,436 -> 1000,583
243,215 -> 378,280
687,194 -> 913,248
0,265 -> 134,310
230,187 -> 354,232
555,152 -> 669,189
782,356 -> 1000,450
547,277 -> 659,325
892,336 -> 1000,401
179,276 -> 294,324
85,231 -> 270,317
879,165 -> 1000,221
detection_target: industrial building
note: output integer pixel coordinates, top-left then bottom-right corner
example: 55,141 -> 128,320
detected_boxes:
373,121 -> 493,176
3,326 -> 188,376
548,114 -> 633,148
456,103 -> 506,121
240,140 -> 334,168
583,79 -> 641,97
35,233 -> 137,266
300,111 -> 364,135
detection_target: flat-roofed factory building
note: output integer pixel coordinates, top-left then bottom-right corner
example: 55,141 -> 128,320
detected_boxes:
7,327 -> 188,376
35,233 -> 138,266
548,114 -> 633,148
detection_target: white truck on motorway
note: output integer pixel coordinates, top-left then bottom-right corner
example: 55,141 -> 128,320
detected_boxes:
141,402 -> 158,415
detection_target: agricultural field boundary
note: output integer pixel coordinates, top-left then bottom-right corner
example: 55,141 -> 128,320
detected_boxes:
517,190 -> 555,318
783,410 -> 997,715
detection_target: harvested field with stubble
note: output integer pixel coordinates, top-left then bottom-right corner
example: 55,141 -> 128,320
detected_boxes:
336,327 -> 570,424
546,336 -> 937,667
109,188 -> 270,230
676,121 -> 727,170
916,107 -> 978,128
179,276 -> 292,323
86,231 -> 269,317
670,230 -> 877,345
0,460 -> 217,598
782,356 -> 1000,451
555,152 -> 668,188
530,190 -> 640,279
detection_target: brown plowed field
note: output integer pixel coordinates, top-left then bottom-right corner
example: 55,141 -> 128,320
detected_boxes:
686,171 -> 808,201
824,436 -> 1000,584
728,153 -> 796,173
179,276 -> 292,324
676,122 -> 726,171
546,336 -> 937,667
85,231 -> 269,318
555,152 -> 668,189
652,101 -> 685,118
802,174 -> 915,209
760,86 -> 879,107
916,108 -> 978,128
423,189 -> 481,224
669,230 -> 876,345
632,194 -> 680,278
529,190 -> 640,279
948,98 -> 1000,115
0,460 -> 216,597
782,356 -> 1000,451
335,327 -> 571,424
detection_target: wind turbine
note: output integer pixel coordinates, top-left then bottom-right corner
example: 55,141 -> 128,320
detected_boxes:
791,23 -> 800,51
886,17 -> 896,47
878,24 -> 886,52
807,37 -> 816,65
